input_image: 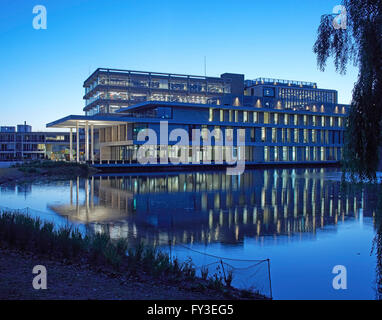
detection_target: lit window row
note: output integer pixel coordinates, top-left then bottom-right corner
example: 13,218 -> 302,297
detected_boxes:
86,76 -> 231,94
263,146 -> 342,162
209,109 -> 346,127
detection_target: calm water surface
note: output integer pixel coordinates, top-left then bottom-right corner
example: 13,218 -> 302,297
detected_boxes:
0,168 -> 380,300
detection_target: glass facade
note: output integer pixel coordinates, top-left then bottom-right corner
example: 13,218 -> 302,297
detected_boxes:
84,69 -> 231,115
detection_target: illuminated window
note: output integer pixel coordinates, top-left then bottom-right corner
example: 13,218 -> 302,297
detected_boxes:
220,110 -> 224,122
264,112 -> 270,124
321,147 -> 325,161
283,146 -> 288,161
294,129 -> 299,143
243,111 -> 248,123
264,146 -> 270,162
229,110 -> 233,122
261,128 -> 266,142
284,114 -> 288,125
235,110 -> 238,123
253,112 -> 258,123
209,108 -> 213,122
272,128 -> 277,143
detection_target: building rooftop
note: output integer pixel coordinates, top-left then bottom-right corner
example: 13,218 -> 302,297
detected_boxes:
84,68 -> 230,87
245,78 -> 318,89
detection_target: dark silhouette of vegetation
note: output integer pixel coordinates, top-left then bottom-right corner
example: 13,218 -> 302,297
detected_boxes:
313,1 -> 382,179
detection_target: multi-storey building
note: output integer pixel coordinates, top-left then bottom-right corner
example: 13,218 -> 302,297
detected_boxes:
47,68 -> 349,168
0,123 -> 83,161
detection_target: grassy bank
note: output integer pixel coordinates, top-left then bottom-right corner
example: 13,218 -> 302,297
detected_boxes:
0,211 -> 265,300
0,160 -> 98,185
12,160 -> 97,176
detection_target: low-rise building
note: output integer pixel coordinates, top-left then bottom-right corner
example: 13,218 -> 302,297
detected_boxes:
0,123 -> 84,161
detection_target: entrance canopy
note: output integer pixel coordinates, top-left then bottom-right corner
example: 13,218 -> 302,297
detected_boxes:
46,115 -> 128,129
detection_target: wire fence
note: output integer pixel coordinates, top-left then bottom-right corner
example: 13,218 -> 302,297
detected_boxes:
155,238 -> 273,299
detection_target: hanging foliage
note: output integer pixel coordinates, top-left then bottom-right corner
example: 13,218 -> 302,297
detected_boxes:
313,0 -> 382,180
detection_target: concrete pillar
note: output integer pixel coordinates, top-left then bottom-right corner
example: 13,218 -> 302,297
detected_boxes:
91,124 -> 94,163
69,128 -> 73,162
76,122 -> 79,162
85,121 -> 89,161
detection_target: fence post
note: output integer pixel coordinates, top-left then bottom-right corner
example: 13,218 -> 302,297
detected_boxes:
267,259 -> 273,299
169,239 -> 172,263
220,259 -> 227,284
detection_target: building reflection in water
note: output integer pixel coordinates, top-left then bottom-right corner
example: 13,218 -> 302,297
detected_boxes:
48,168 -> 373,246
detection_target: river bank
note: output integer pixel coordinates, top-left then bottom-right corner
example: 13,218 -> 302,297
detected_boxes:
0,210 -> 265,300
0,246 -> 235,300
0,161 -> 99,185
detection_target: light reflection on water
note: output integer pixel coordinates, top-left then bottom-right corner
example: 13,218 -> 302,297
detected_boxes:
0,167 -> 380,300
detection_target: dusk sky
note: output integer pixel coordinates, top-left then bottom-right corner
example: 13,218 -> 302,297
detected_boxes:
0,0 -> 358,131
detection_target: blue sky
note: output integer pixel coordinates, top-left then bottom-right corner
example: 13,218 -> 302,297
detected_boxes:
0,0 -> 358,131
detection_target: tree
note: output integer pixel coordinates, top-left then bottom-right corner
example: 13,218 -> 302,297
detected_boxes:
313,0 -> 382,179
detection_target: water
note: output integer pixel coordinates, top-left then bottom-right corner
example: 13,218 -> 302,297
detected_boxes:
0,167 -> 380,300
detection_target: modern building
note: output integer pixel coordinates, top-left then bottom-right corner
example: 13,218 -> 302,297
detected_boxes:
0,123 -> 84,161
47,68 -> 349,169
